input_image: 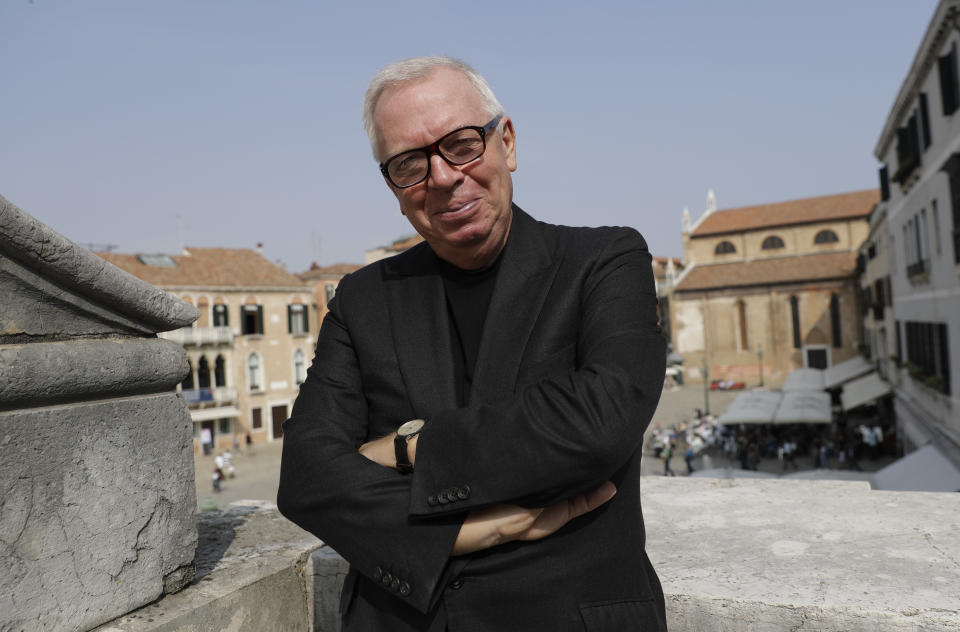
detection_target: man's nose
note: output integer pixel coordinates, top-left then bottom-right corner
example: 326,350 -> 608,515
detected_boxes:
426,153 -> 463,189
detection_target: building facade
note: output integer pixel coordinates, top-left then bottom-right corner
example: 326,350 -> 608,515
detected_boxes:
299,262 -> 364,328
873,0 -> 960,459
101,247 -> 316,452
671,189 -> 878,386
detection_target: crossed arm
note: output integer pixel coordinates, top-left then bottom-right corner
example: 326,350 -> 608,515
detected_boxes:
358,435 -> 617,555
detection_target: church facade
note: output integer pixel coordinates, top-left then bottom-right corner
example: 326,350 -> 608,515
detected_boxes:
671,189 -> 879,386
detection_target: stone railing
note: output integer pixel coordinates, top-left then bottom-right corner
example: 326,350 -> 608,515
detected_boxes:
95,478 -> 960,632
160,325 -> 235,346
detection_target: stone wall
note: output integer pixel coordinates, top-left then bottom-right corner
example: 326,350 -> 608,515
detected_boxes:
98,478 -> 960,632
0,194 -> 201,632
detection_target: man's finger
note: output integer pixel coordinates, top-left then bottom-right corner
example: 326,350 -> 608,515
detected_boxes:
569,482 -> 617,519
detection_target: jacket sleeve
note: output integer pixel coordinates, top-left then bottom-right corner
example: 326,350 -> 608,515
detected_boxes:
408,228 -> 665,516
277,283 -> 462,615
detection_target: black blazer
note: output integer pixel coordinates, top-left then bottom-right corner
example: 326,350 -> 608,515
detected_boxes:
278,206 -> 667,631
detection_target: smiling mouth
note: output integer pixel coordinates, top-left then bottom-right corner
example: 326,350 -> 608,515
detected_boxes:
436,199 -> 478,218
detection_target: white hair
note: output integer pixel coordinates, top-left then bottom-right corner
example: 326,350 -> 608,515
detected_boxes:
362,56 -> 506,161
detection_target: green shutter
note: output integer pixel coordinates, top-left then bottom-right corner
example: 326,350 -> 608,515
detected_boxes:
257,305 -> 264,334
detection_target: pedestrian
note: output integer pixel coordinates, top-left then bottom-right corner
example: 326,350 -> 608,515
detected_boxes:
684,446 -> 695,474
223,449 -> 235,479
663,442 -> 675,476
245,432 -> 253,456
200,427 -> 213,456
212,467 -> 222,493
215,452 -> 224,471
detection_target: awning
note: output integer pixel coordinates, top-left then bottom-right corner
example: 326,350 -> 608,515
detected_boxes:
873,444 -> 960,492
719,390 -> 832,425
774,391 -> 832,424
840,372 -> 892,411
717,391 -> 782,425
782,368 -> 824,392
189,406 -> 240,423
823,356 -> 874,389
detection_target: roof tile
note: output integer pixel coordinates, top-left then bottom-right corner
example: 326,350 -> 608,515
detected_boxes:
674,251 -> 858,291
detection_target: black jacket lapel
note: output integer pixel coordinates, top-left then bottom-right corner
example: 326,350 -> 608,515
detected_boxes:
471,206 -> 558,403
384,245 -> 458,417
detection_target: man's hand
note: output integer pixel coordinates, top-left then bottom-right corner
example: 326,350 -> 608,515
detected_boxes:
358,433 -> 418,469
451,482 -> 617,556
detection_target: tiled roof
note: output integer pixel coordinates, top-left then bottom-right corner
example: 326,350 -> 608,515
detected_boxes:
692,189 -> 879,237
674,251 -> 858,292
387,234 -> 424,252
299,262 -> 364,280
98,247 -> 307,289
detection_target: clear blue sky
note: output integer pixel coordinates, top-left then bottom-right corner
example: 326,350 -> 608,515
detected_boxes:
0,0 -> 940,273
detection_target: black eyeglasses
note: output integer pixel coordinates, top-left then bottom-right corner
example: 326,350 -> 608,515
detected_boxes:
379,115 -> 502,188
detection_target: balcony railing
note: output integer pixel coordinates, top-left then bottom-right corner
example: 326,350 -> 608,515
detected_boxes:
906,259 -> 927,278
160,326 -> 235,347
182,387 -> 238,406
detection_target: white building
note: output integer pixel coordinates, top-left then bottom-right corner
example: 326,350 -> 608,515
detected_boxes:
874,0 -> 960,462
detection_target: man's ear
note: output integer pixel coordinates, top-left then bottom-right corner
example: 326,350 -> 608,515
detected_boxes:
500,117 -> 517,172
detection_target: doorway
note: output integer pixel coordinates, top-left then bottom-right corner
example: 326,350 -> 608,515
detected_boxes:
271,405 -> 288,440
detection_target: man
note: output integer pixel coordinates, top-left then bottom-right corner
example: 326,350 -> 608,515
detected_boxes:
278,56 -> 667,631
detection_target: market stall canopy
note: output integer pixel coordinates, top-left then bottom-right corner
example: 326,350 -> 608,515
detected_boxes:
823,356 -> 873,389
840,372 -> 892,411
873,444 -> 960,492
717,391 -> 782,425
774,391 -> 831,424
782,368 -> 824,392
719,390 -> 832,425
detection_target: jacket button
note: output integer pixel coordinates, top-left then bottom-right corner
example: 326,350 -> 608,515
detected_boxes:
428,495 -> 439,506
399,581 -> 411,597
390,577 -> 401,593
457,486 -> 470,500
449,578 -> 464,590
438,491 -> 450,504
381,572 -> 393,586
373,566 -> 383,581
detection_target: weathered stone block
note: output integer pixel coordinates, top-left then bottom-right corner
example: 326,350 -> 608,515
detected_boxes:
0,395 -> 197,631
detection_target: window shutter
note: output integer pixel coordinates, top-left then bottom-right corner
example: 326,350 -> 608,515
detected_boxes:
879,166 -> 889,201
303,306 -> 309,333
257,305 -> 264,334
919,93 -> 932,149
939,45 -> 959,116
287,305 -> 293,334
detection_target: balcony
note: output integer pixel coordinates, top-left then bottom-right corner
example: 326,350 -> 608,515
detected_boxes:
905,259 -> 928,280
182,386 -> 237,407
160,326 -> 234,347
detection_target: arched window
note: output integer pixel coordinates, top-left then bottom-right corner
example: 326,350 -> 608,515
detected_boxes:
714,241 -> 736,255
294,349 -> 306,385
214,355 -> 227,387
790,295 -> 801,349
197,355 -> 211,388
181,358 -> 195,390
247,353 -> 263,391
814,229 -> 839,244
830,293 -> 842,348
762,235 -> 785,250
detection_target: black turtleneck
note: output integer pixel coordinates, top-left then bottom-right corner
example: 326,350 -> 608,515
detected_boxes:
436,253 -> 502,406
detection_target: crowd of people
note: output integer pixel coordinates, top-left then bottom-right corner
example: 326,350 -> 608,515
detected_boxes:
648,408 -> 891,475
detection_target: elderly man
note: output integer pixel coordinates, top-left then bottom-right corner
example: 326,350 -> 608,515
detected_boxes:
278,56 -> 667,631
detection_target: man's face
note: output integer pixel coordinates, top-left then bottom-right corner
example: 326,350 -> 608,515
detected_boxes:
373,67 -> 517,269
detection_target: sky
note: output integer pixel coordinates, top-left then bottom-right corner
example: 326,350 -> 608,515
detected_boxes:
1,0 -> 941,274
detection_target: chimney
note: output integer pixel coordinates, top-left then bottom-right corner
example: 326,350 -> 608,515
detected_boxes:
256,242 -> 264,255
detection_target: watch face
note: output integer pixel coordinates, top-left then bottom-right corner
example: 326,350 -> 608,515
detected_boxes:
398,418 -> 425,438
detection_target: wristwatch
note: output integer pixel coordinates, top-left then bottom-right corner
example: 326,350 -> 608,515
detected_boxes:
394,419 -> 425,474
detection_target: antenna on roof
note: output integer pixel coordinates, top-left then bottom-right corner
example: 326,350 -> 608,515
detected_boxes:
176,214 -> 185,253
79,242 -> 118,253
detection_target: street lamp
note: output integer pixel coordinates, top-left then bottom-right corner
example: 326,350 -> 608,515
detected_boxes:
702,355 -> 710,416
758,344 -> 764,387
